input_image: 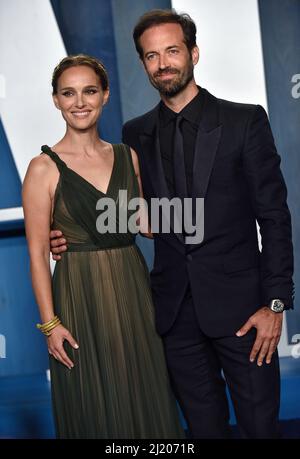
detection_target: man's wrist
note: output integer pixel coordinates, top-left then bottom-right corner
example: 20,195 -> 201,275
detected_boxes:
268,299 -> 285,313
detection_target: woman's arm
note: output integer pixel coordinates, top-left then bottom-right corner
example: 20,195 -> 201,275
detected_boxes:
23,156 -> 57,322
130,148 -> 153,239
22,156 -> 78,369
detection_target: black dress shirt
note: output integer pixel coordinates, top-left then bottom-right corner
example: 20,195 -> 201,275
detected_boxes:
159,87 -> 205,198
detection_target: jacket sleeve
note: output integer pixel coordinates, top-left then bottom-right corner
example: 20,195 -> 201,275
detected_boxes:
242,105 -> 294,308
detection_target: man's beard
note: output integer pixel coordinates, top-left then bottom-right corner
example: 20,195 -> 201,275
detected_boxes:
148,57 -> 194,98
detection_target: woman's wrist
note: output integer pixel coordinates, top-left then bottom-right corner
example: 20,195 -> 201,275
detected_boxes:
37,315 -> 61,336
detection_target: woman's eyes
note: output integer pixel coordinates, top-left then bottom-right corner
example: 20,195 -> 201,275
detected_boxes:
85,89 -> 98,94
62,89 -> 98,97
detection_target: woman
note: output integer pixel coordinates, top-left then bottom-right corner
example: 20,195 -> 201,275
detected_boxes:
22,54 -> 184,439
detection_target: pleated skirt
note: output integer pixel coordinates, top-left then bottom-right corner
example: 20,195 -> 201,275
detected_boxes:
50,244 -> 184,439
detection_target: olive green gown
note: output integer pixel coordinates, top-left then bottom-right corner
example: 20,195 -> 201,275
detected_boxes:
41,144 -> 184,439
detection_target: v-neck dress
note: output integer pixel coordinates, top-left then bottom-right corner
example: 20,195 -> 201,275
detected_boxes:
41,144 -> 184,439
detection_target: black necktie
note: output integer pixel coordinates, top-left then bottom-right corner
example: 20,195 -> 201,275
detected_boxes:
173,115 -> 188,199
172,115 -> 189,238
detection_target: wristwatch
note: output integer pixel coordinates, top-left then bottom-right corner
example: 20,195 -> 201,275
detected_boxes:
268,299 -> 285,313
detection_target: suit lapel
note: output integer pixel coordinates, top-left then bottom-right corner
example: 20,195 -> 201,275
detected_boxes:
192,127 -> 222,199
139,129 -> 171,201
192,89 -> 222,200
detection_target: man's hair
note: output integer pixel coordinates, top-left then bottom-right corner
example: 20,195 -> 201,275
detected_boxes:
133,9 -> 197,60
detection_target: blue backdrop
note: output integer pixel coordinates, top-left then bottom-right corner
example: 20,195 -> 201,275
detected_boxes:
259,0 -> 300,340
0,0 -> 170,377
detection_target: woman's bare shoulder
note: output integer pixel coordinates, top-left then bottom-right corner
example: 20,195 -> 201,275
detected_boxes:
26,152 -> 56,176
23,153 -> 58,193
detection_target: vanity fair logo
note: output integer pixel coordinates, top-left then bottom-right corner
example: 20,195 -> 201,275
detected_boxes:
291,74 -> 300,99
96,190 -> 204,245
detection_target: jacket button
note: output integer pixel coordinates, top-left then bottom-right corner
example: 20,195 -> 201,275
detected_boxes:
187,254 -> 193,262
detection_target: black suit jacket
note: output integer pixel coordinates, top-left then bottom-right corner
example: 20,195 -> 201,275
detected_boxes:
122,88 -> 294,337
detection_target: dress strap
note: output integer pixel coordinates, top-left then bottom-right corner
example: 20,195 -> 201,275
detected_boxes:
40,145 -> 66,171
121,143 -> 136,178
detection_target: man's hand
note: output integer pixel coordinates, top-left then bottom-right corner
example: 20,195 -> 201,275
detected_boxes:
236,306 -> 283,366
50,230 -> 67,261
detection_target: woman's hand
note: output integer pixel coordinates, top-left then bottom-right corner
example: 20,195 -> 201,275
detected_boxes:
47,324 -> 79,370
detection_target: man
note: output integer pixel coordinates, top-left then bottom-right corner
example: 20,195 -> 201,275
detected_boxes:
50,10 -> 294,438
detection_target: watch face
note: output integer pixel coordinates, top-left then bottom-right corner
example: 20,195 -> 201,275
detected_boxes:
272,299 -> 284,312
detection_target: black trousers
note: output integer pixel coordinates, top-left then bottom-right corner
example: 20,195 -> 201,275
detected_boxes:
162,291 -> 281,439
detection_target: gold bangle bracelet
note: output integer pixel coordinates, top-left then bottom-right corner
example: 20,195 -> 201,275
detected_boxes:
39,318 -> 60,331
37,316 -> 59,327
41,322 -> 60,335
37,321 -> 61,336
37,317 -> 59,331
37,316 -> 61,335
43,325 -> 60,336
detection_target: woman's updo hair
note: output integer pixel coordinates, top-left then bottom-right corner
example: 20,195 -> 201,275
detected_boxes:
52,54 -> 109,95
